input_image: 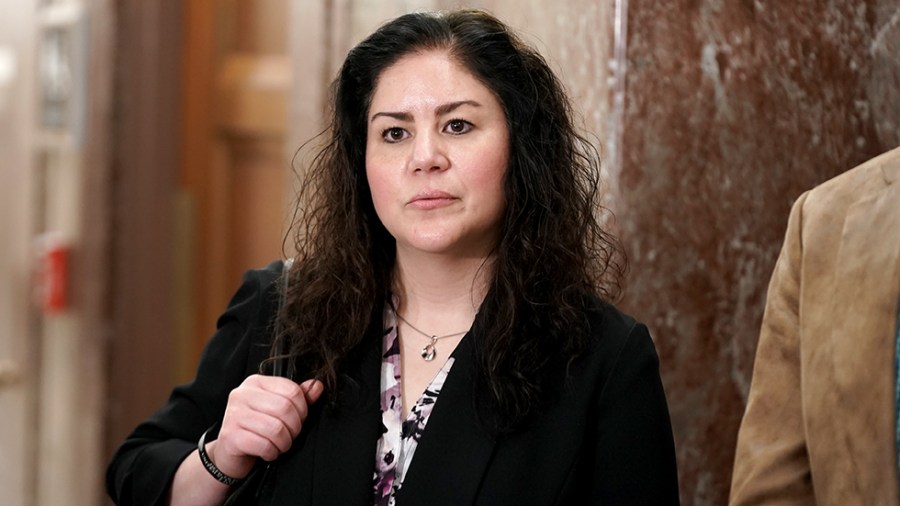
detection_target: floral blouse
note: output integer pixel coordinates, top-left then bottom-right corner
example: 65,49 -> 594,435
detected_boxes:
372,304 -> 456,505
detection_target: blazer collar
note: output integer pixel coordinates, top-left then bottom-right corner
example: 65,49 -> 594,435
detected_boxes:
397,331 -> 495,505
394,330 -> 497,504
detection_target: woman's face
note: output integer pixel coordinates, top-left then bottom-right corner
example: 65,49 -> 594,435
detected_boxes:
365,50 -> 510,260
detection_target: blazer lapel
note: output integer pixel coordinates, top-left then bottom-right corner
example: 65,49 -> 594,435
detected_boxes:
826,167 -> 900,499
395,331 -> 497,505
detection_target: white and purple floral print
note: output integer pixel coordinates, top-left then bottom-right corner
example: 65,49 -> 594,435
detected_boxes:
372,303 -> 456,506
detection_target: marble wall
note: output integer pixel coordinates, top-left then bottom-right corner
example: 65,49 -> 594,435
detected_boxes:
619,1 -> 900,503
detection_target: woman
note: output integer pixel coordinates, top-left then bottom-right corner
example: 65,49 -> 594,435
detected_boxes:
107,9 -> 679,506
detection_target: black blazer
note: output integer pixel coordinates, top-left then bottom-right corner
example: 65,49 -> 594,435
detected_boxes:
107,261 -> 679,505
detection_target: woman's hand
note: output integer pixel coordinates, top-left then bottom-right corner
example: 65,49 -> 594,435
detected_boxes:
206,375 -> 325,480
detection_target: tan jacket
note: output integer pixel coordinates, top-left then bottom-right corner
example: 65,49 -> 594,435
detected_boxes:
731,147 -> 900,506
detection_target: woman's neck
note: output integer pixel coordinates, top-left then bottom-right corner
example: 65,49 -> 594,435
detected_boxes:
392,249 -> 493,332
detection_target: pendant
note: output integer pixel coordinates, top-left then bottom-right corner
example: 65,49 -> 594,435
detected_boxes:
421,338 -> 437,361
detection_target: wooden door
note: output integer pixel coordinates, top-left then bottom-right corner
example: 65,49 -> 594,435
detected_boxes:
179,0 -> 303,369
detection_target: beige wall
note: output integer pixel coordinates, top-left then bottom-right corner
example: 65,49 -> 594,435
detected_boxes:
0,0 -> 114,504
36,0 -> 114,504
477,0 -> 617,163
0,1 -> 39,505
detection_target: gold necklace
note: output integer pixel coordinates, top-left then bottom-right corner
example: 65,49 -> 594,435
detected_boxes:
394,311 -> 468,361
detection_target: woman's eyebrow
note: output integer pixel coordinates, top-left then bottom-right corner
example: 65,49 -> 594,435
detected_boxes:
370,111 -> 412,123
435,99 -> 482,116
370,100 -> 482,123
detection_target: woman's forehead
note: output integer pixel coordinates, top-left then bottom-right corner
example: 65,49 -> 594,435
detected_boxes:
368,51 -> 498,117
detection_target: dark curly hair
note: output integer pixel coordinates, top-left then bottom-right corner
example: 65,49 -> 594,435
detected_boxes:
277,9 -> 624,430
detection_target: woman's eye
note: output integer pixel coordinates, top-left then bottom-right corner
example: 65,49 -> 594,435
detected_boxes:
382,127 -> 408,143
445,119 -> 472,135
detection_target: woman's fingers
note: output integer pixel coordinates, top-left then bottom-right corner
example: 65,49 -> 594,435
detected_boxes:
301,378 -> 325,404
232,411 -> 296,453
219,422 -> 284,462
212,375 -> 325,474
237,387 -> 305,438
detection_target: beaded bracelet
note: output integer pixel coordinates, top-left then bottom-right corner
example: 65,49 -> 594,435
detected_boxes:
197,427 -> 243,487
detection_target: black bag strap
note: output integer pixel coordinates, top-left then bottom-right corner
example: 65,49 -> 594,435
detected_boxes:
270,258 -> 294,378
224,258 -> 295,505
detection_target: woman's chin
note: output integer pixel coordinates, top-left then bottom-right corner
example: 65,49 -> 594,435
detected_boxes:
396,235 -> 494,260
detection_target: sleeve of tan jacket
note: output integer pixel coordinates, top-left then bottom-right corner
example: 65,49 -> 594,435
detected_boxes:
729,192 -> 816,506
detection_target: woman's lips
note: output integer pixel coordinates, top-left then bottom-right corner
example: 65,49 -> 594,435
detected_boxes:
407,191 -> 457,210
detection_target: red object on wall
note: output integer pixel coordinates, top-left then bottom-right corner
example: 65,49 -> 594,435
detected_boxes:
35,233 -> 69,314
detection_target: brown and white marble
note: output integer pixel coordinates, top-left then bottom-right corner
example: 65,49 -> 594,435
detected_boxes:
618,1 -> 900,503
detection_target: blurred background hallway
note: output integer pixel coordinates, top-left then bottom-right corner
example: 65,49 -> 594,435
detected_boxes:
0,0 -> 897,504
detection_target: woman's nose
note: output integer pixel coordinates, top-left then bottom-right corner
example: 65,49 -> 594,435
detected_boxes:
410,131 -> 450,173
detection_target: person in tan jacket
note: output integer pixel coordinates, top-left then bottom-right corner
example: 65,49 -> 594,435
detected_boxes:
731,146 -> 900,505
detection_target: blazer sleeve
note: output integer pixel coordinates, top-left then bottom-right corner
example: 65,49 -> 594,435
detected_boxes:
106,262 -> 282,506
589,321 -> 681,505
729,193 -> 815,505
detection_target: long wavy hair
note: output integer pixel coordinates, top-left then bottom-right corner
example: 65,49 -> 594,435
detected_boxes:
277,9 -> 624,430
